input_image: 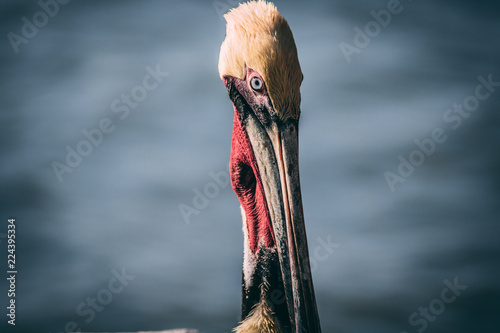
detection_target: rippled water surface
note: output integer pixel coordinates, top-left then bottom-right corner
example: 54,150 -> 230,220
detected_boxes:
1,1 -> 499,332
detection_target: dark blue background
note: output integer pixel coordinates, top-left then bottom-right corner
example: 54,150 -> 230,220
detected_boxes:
1,0 -> 499,332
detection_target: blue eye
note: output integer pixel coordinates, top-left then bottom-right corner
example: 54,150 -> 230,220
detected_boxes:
250,77 -> 263,91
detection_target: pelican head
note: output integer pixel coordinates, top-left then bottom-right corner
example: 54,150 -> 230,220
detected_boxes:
219,1 -> 321,332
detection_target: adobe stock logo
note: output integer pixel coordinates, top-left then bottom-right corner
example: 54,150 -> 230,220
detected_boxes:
178,167 -> 231,224
51,64 -> 168,182
306,235 -> 340,279
400,277 -> 467,333
213,0 -> 244,21
339,0 -> 406,63
53,267 -> 135,333
384,73 -> 499,192
7,0 -> 72,54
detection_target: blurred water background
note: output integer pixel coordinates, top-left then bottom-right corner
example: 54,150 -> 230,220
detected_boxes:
1,0 -> 499,332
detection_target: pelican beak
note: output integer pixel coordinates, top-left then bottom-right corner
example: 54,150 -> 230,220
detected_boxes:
225,72 -> 321,332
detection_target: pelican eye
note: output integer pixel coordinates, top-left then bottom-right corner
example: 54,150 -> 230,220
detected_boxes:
250,77 -> 263,91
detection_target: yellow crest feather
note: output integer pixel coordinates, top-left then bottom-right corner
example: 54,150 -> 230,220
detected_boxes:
218,1 -> 302,120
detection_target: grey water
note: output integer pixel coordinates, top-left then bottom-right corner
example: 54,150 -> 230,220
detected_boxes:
1,0 -> 499,332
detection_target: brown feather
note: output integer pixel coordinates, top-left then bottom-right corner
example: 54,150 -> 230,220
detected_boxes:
233,279 -> 283,333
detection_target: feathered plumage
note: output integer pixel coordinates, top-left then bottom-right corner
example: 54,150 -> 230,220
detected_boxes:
218,0 -> 303,121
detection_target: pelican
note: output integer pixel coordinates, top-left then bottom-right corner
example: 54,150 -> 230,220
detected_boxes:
219,1 -> 322,332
